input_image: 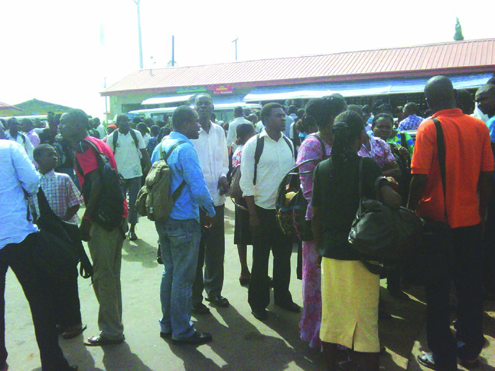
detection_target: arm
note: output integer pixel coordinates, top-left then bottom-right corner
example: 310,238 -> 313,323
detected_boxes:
244,195 -> 260,236
63,204 -> 80,222
407,174 -> 428,212
12,142 -> 39,194
380,184 -> 402,210
478,171 -> 493,223
80,170 -> 102,241
140,148 -> 151,174
382,161 -> 401,180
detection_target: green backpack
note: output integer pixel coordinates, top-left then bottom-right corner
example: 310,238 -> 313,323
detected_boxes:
136,141 -> 185,221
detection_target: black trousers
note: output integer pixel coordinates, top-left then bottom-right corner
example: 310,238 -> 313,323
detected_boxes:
0,233 -> 70,371
424,224 -> 485,370
248,206 -> 293,311
52,266 -> 82,329
192,205 -> 225,304
482,193 -> 495,294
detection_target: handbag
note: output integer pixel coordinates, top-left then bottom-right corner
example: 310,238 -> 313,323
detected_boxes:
34,188 -> 93,280
348,158 -> 423,261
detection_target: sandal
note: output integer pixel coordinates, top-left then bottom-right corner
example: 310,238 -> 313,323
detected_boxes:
62,325 -> 87,339
417,352 -> 439,370
84,335 -> 125,346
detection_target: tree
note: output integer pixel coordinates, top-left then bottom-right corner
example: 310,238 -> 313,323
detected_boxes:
454,17 -> 464,41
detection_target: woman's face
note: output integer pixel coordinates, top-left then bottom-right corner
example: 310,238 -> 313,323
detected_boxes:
372,118 -> 393,141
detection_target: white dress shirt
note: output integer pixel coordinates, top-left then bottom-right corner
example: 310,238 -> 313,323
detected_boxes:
0,141 -> 39,249
226,116 -> 252,148
6,130 -> 34,160
107,129 -> 146,179
192,122 -> 229,206
240,130 -> 295,210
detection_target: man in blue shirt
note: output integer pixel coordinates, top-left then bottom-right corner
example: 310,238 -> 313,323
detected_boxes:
476,83 -> 495,300
398,102 -> 424,131
151,105 -> 217,345
0,140 -> 76,370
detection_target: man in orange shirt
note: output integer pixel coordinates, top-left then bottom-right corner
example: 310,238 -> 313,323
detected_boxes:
408,76 -> 494,371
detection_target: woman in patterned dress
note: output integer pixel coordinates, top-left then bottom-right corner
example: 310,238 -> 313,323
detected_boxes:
296,95 -> 347,349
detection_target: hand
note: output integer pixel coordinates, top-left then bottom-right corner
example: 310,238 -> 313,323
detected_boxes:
385,176 -> 400,192
205,215 -> 217,229
398,146 -> 410,159
80,218 -> 92,242
249,213 -> 261,236
218,176 -> 229,196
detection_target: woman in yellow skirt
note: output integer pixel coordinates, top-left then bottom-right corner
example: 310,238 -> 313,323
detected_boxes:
312,110 -> 401,371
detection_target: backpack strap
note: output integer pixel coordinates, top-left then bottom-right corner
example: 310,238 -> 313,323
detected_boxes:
75,139 -> 107,177
253,134 -> 264,185
310,133 -> 327,160
129,129 -> 140,150
282,135 -> 295,159
432,118 -> 448,222
112,131 -> 118,154
160,141 -> 186,200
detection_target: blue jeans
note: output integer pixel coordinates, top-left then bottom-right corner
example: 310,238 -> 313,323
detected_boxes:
156,218 -> 201,340
122,177 -> 141,225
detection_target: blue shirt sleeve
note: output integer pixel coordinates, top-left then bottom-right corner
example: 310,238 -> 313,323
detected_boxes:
488,118 -> 495,143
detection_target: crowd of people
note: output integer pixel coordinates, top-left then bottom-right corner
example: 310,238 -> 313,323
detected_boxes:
0,74 -> 495,371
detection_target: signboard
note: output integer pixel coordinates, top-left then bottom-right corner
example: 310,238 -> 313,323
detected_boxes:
176,86 -> 206,94
213,85 -> 233,95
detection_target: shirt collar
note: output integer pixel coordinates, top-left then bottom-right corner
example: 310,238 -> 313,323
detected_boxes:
169,131 -> 192,145
41,169 -> 55,179
432,108 -> 463,118
259,129 -> 284,142
198,121 -> 215,135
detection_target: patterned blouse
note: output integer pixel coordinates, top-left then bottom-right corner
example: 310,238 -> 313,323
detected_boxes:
398,114 -> 424,131
359,134 -> 396,169
296,134 -> 332,221
232,145 -> 243,168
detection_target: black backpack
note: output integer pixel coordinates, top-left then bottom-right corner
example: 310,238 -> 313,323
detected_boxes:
112,129 -> 139,154
76,139 -> 125,232
275,134 -> 326,241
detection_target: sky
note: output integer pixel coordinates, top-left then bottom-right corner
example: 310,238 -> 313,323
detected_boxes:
0,0 -> 493,119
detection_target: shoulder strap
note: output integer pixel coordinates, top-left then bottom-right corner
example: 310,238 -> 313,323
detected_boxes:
162,140 -> 187,201
129,129 -> 139,149
432,118 -> 448,221
283,135 -> 294,158
75,139 -> 106,177
160,141 -> 185,162
400,132 -> 407,146
112,131 -> 118,153
311,133 -> 326,160
253,134 -> 264,185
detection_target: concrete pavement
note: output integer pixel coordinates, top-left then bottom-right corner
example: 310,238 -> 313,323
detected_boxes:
4,199 -> 495,370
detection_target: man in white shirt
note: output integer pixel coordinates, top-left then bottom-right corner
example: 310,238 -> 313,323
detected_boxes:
0,140 -> 77,370
5,117 -> 34,160
108,114 -> 151,240
226,106 -> 252,149
240,102 -> 298,321
191,94 -> 230,314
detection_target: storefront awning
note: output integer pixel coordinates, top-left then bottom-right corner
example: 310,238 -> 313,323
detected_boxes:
243,73 -> 494,101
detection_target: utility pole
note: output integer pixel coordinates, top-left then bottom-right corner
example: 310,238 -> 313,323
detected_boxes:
232,37 -> 239,61
171,35 -> 175,67
133,0 -> 143,69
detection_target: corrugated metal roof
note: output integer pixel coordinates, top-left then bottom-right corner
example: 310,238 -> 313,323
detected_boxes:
103,39 -> 495,96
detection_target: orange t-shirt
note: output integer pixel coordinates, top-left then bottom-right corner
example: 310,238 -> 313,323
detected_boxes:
411,108 -> 494,228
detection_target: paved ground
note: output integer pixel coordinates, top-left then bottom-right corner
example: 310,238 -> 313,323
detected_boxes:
4,200 -> 495,370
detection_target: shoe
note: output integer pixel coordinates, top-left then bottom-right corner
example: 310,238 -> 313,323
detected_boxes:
417,352 -> 454,371
205,295 -> 229,308
171,331 -> 212,345
275,301 -> 300,313
252,309 -> 269,321
160,331 -> 172,339
84,335 -> 125,346
239,276 -> 250,286
128,230 -> 138,241
62,324 -> 87,339
458,356 -> 480,369
191,303 -> 210,314
389,289 -> 411,301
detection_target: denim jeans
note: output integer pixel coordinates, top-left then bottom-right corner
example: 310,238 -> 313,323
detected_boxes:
156,218 -> 201,340
122,177 -> 141,225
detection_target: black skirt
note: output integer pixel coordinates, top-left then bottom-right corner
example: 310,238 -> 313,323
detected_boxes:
234,199 -> 252,245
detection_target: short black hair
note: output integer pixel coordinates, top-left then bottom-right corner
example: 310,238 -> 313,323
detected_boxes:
260,103 -> 283,123
33,144 -> 55,161
456,89 -> 475,115
234,106 -> 244,116
172,106 -> 196,130
288,105 -> 298,114
372,112 -> 394,128
116,114 -> 128,125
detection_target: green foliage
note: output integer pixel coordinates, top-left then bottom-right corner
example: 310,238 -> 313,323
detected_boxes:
454,17 -> 464,41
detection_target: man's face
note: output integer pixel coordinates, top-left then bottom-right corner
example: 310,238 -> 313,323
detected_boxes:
185,111 -> 201,140
194,95 -> 214,121
475,90 -> 495,117
372,118 -> 393,141
117,118 -> 130,134
59,115 -> 78,143
265,107 -> 286,132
